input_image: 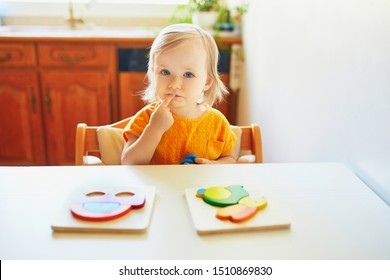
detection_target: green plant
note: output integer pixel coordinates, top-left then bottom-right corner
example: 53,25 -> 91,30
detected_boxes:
170,0 -> 221,23
170,0 -> 249,27
189,0 -> 221,12
231,2 -> 249,22
170,5 -> 193,24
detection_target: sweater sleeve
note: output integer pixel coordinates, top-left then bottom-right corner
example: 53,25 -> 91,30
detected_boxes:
209,108 -> 237,156
122,103 -> 157,142
221,120 -> 237,155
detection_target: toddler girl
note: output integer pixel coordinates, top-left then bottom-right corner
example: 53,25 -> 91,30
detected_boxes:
121,23 -> 237,165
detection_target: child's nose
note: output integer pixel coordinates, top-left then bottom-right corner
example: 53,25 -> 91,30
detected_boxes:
168,76 -> 181,90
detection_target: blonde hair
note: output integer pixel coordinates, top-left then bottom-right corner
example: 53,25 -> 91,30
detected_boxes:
143,23 -> 229,106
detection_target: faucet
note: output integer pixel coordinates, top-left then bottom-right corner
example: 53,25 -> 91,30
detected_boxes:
66,0 -> 84,29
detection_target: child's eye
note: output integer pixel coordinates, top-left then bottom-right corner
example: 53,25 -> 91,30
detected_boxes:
184,72 -> 195,78
160,69 -> 170,75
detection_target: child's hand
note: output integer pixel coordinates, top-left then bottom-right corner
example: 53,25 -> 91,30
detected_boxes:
194,157 -> 215,164
149,95 -> 175,134
194,155 -> 237,164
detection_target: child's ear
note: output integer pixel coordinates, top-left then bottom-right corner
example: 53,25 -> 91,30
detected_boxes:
203,76 -> 213,91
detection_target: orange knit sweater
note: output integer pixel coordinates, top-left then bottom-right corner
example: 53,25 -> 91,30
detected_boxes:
123,103 -> 237,164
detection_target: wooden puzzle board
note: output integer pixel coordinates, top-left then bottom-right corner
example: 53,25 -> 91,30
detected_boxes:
185,188 -> 291,235
51,185 -> 155,233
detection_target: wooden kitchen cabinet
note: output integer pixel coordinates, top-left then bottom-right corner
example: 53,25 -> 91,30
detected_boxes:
119,72 -> 147,118
0,71 -> 46,165
41,71 -> 111,165
0,41 -> 116,165
0,43 -> 45,165
0,43 -> 36,66
38,43 -> 111,67
37,43 -> 115,165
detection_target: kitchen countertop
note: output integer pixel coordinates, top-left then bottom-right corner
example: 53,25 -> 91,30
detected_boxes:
0,25 -> 242,44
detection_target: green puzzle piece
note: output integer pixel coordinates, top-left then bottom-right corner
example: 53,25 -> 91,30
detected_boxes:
202,185 -> 249,207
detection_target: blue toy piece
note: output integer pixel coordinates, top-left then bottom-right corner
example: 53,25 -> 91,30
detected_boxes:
180,154 -> 198,164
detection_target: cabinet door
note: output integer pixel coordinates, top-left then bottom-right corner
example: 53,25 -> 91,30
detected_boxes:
119,72 -> 147,119
41,71 -> 111,165
0,71 -> 45,165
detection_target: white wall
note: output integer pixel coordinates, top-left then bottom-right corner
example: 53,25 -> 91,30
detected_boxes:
240,0 -> 390,204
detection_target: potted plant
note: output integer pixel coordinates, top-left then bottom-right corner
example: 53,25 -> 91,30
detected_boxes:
190,0 -> 221,30
223,1 -> 249,34
170,0 -> 249,32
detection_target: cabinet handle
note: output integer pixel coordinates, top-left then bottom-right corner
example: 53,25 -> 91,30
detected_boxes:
0,52 -> 12,63
45,87 -> 52,113
30,87 -> 36,113
60,52 -> 85,64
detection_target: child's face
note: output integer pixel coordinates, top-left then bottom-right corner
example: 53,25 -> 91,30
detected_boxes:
153,38 -> 212,112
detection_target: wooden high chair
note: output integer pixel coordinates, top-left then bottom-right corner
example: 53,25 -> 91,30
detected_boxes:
75,117 -> 263,165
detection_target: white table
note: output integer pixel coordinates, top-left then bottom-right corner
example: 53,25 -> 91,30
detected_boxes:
1,163 -> 389,260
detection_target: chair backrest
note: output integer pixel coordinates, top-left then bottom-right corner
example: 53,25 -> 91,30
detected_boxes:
75,117 -> 262,165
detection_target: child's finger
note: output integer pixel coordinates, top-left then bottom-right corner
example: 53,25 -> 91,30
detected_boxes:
194,157 -> 210,164
161,95 -> 175,107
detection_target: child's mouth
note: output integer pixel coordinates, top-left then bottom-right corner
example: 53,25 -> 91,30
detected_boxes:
167,94 -> 181,98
